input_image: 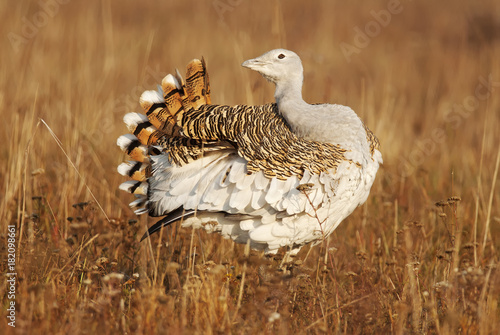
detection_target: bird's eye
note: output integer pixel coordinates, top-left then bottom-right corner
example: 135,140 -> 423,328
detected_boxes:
278,54 -> 285,59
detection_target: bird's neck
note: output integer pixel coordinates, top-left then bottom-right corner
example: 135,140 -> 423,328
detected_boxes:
274,79 -> 313,135
274,78 -> 304,105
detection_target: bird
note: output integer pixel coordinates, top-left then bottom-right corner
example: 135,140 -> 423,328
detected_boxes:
117,49 -> 382,256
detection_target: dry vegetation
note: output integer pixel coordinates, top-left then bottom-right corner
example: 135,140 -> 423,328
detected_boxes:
1,0 -> 500,334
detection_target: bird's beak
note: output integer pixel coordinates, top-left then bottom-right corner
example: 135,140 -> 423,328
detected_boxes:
241,58 -> 269,71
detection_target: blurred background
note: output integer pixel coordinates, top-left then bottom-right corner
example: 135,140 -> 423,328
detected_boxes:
1,0 -> 499,333
2,0 -> 499,213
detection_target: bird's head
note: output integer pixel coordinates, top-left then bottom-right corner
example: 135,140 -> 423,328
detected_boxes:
242,49 -> 303,85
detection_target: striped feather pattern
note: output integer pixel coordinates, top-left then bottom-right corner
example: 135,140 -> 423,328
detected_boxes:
177,103 -> 350,179
363,123 -> 380,156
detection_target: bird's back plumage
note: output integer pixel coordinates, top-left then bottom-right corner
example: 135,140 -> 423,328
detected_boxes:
117,50 -> 382,254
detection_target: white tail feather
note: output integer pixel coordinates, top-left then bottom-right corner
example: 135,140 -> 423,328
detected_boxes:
117,134 -> 137,151
140,89 -> 164,105
117,162 -> 133,176
162,74 -> 182,90
123,113 -> 149,128
119,181 -> 148,195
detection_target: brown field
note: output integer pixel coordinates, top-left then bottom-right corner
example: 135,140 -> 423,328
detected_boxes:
1,0 -> 500,333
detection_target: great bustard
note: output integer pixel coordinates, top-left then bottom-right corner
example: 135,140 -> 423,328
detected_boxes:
117,49 -> 382,255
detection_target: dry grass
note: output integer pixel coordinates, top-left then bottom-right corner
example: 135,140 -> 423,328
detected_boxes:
1,0 -> 499,333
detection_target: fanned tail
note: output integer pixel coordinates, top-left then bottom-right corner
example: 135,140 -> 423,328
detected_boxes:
117,58 -> 214,214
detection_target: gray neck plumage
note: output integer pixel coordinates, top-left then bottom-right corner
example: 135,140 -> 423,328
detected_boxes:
274,73 -> 304,104
274,75 -> 315,138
